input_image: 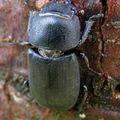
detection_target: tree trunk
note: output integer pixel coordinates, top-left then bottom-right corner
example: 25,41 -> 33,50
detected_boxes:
0,0 -> 120,120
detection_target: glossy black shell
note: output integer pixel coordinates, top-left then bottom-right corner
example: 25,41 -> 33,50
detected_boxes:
28,2 -> 80,51
28,48 -> 80,110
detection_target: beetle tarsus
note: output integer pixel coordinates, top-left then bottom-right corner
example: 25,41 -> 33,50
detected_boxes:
78,13 -> 104,46
80,53 -> 103,76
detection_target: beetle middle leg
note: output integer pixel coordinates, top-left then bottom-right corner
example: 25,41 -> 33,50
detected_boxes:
80,53 -> 103,76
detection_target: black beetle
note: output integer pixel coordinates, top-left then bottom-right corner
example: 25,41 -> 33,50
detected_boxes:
27,0 -> 104,111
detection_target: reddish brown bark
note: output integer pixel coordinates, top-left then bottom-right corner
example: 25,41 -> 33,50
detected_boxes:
0,0 -> 120,120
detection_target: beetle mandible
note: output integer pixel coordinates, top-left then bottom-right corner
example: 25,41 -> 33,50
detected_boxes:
27,0 -> 104,111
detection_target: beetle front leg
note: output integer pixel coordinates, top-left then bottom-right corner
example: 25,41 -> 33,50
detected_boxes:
78,13 -> 104,46
80,53 -> 103,76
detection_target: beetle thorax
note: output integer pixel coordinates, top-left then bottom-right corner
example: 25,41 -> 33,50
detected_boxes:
38,48 -> 63,58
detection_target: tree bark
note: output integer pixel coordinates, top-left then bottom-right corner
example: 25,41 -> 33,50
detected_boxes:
0,0 -> 120,120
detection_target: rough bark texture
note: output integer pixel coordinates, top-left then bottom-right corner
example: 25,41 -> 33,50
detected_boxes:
0,0 -> 120,120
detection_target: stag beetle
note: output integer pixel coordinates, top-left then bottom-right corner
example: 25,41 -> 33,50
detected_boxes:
27,0 -> 104,111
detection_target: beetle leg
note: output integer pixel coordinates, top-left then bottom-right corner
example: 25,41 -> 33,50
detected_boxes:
78,85 -> 88,118
78,13 -> 104,46
80,53 -> 103,76
107,76 -> 116,95
23,80 -> 29,88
